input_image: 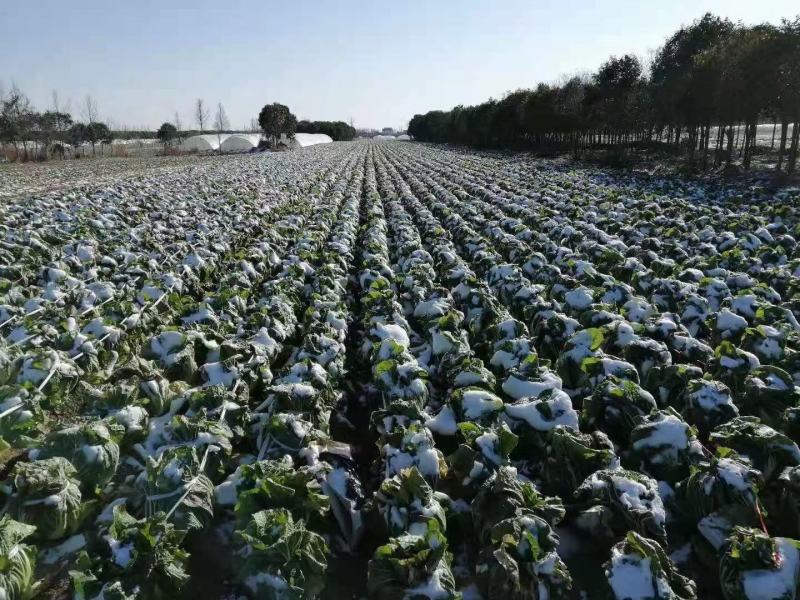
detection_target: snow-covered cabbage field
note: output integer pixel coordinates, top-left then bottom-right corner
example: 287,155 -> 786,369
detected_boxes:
2,141 -> 800,599
0,154 -> 226,202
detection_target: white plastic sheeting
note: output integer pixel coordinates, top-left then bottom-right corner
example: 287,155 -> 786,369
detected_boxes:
180,132 -> 331,152
373,135 -> 397,141
220,134 -> 263,152
180,134 -> 231,152
290,133 -> 333,148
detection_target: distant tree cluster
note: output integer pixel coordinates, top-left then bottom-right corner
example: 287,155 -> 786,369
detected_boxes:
258,103 -> 298,146
356,128 -> 380,138
296,120 -> 356,141
0,89 -> 241,160
409,14 -> 800,174
0,87 -> 115,160
113,129 -> 159,140
157,122 -> 178,149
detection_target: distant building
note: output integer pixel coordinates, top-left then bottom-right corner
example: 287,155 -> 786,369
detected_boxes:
381,127 -> 394,135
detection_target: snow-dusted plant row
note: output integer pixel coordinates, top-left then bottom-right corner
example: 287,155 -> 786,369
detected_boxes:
2,141 -> 800,599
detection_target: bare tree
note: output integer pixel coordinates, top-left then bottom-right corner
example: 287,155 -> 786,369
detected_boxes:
214,102 -> 229,153
82,95 -> 98,124
173,110 -> 184,143
195,98 -> 209,132
48,90 -> 73,156
79,95 -> 108,156
1,83 -> 34,156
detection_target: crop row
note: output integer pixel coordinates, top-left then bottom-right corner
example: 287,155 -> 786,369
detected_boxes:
2,141 -> 800,600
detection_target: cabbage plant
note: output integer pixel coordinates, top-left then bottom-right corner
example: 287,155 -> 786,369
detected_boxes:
367,521 -> 459,600
604,532 -> 697,599
0,516 -> 38,600
35,421 -> 122,489
7,457 -> 84,541
234,508 -> 328,599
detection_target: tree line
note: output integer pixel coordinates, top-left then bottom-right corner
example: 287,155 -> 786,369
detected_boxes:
257,106 -> 356,146
408,13 -> 800,174
158,103 -> 355,151
296,120 -> 356,141
0,88 -> 115,159
155,100 -> 235,152
2,87 -> 357,161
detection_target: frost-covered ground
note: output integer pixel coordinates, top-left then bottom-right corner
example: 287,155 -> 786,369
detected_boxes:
0,153 -> 230,201
2,141 -> 800,599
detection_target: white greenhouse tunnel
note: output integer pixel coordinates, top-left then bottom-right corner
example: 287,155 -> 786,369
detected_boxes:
180,134 -> 232,152
220,134 -> 263,152
180,132 -> 333,152
290,133 -> 333,148
372,134 -> 410,141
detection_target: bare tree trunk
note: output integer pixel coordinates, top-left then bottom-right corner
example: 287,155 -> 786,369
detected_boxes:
696,126 -> 702,153
743,123 -> 750,169
725,124 -> 734,166
719,124 -> 725,164
739,122 -> 748,159
788,122 -> 800,176
771,122 -> 777,149
743,119 -> 757,170
777,119 -> 789,171
753,122 -> 759,163
698,126 -> 704,164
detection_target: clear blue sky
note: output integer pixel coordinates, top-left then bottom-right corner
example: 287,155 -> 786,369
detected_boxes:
1,0 -> 797,131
